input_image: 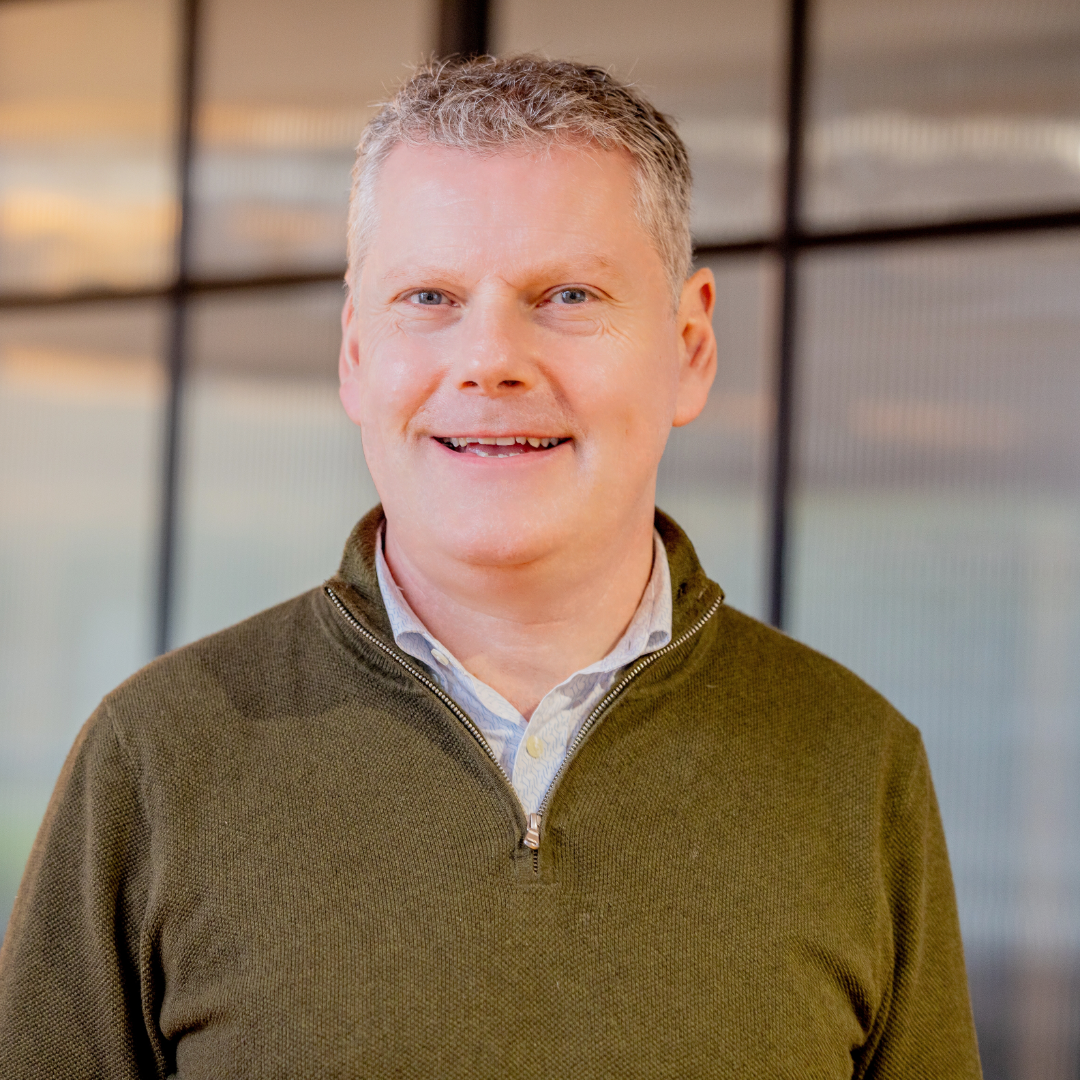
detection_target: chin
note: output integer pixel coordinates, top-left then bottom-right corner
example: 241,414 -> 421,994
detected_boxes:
412,491 -> 577,569
444,513 -> 568,568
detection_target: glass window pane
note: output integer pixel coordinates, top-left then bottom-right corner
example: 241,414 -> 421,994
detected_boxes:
806,0 -> 1080,229
190,0 -> 432,278
173,284 -> 378,645
657,255 -> 773,620
0,302 -> 165,935
790,235 -> 1080,1077
0,0 -> 178,292
493,0 -> 785,242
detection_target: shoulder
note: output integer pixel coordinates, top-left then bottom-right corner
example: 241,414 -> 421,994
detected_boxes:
695,601 -> 926,793
99,587 -> 348,756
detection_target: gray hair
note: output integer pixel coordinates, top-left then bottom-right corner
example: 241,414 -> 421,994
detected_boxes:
347,55 -> 693,302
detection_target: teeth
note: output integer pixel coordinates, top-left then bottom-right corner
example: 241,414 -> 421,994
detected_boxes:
443,435 -> 565,449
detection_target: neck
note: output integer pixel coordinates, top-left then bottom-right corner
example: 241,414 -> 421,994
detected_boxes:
382,511 -> 657,719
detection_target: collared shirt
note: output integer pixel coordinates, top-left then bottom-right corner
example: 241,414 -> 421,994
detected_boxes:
374,527 -> 673,813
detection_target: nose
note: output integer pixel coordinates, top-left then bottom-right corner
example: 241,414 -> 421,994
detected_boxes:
448,293 -> 537,396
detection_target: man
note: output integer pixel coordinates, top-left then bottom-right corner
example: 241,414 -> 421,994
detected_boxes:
0,57 -> 981,1078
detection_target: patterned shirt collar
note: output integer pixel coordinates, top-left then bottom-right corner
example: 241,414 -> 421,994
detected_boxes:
374,525 -> 672,683
374,524 -> 672,814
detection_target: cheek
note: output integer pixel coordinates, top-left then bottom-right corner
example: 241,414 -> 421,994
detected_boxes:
570,335 -> 680,445
355,338 -> 444,435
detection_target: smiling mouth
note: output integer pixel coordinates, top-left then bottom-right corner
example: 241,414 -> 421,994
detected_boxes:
435,436 -> 570,458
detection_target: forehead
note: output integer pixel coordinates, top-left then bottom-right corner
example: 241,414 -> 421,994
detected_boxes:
376,139 -> 639,209
366,141 -> 656,278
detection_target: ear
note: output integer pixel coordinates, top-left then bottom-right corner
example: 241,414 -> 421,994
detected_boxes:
338,293 -> 364,425
672,266 -> 717,427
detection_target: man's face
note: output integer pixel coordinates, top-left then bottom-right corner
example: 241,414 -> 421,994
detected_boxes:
339,141 -> 715,570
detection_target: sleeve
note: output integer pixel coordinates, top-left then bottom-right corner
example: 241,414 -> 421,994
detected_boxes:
0,703 -> 164,1079
855,730 -> 983,1079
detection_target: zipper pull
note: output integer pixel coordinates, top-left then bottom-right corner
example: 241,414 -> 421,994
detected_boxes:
524,813 -> 542,850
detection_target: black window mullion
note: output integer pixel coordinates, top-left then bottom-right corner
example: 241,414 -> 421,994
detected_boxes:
155,0 -> 201,656
437,0 -> 490,58
767,0 -> 811,630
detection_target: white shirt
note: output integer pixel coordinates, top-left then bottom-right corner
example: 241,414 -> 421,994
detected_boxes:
374,528 -> 673,814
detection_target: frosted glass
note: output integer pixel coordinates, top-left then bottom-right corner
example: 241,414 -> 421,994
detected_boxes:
173,285 -> 377,646
0,0 -> 177,291
0,303 -> 165,933
791,235 -> 1080,1078
189,0 -> 433,276
807,0 -> 1080,228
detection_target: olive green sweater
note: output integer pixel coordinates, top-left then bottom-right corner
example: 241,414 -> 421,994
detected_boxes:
0,508 -> 981,1079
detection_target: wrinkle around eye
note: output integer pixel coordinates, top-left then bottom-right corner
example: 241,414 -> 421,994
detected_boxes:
533,306 -> 613,339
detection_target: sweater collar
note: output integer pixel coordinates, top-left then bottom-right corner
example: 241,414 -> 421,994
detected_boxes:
329,504 -> 722,644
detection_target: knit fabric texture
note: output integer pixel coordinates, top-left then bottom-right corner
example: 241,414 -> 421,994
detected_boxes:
374,522 -> 672,811
0,507 -> 982,1079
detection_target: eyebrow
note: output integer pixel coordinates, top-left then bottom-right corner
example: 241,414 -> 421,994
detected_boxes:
380,253 -> 625,286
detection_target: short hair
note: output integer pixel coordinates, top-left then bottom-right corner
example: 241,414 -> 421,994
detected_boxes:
347,55 -> 693,303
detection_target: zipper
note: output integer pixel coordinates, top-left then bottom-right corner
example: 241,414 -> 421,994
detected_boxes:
323,586 -> 512,790
524,590 -> 724,853
325,583 -> 723,858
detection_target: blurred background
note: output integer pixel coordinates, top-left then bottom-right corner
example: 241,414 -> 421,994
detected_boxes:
1,0 -> 1078,1074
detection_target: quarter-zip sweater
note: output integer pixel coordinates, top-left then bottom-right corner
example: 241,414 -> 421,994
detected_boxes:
374,523 -> 673,813
0,507 -> 982,1079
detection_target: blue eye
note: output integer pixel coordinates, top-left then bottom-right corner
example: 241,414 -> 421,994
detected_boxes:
557,288 -> 588,304
413,290 -> 444,306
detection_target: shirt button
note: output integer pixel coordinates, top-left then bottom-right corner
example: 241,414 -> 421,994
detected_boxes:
431,649 -> 449,666
526,734 -> 543,758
